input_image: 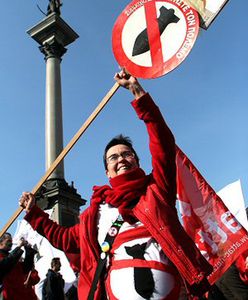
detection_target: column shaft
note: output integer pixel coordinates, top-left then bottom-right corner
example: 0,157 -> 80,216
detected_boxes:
45,56 -> 64,178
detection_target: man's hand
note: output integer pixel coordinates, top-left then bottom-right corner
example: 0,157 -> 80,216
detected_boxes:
114,69 -> 146,99
17,237 -> 28,248
19,192 -> 35,213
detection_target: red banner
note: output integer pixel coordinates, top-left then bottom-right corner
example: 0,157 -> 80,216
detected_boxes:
176,146 -> 248,284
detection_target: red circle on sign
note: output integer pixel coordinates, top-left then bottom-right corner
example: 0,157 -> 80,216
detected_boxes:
112,0 -> 199,78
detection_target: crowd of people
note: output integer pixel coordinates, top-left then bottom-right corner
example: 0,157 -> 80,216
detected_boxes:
0,233 -> 39,300
1,233 -> 248,299
0,71 -> 248,299
0,233 -> 78,300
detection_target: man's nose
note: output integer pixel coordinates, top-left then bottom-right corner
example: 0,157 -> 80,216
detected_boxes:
117,154 -> 125,162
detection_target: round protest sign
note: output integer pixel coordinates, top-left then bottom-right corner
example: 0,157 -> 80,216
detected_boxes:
112,0 -> 199,78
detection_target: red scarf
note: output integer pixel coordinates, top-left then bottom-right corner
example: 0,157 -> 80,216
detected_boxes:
91,168 -> 151,223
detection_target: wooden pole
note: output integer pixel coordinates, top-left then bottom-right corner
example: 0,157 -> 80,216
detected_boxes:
0,82 -> 120,237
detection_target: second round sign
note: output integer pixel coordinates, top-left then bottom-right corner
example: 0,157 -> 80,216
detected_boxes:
112,0 -> 199,78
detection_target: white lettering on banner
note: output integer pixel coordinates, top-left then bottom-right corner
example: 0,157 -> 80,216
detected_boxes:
208,234 -> 248,279
207,219 -> 228,243
176,13 -> 196,60
186,10 -> 196,25
221,211 -> 242,233
125,0 -> 152,16
195,210 -> 243,255
125,0 -> 192,17
198,230 -> 218,255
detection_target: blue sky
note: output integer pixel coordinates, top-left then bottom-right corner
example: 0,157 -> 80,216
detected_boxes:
0,0 -> 247,234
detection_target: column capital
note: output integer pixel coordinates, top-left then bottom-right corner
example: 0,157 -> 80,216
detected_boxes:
27,13 -> 79,49
39,39 -> 67,60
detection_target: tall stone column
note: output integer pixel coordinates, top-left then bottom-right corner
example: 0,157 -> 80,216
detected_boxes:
27,12 -> 86,226
41,40 -> 66,179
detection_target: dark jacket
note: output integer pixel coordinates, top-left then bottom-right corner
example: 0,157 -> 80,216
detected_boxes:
42,269 -> 65,300
215,264 -> 248,300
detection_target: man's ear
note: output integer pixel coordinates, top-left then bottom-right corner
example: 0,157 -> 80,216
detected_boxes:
105,169 -> 111,179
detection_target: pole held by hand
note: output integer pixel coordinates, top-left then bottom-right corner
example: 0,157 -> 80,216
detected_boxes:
0,82 -> 120,238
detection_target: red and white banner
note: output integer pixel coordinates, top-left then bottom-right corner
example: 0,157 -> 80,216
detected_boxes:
176,146 -> 248,284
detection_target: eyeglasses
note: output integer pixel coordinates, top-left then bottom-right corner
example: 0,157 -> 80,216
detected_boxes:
106,151 -> 135,164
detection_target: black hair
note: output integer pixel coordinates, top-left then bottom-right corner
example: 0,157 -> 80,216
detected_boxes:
0,232 -> 11,244
51,257 -> 61,267
103,134 -> 139,170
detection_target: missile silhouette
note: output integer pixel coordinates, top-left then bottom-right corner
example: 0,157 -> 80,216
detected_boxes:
132,6 -> 180,56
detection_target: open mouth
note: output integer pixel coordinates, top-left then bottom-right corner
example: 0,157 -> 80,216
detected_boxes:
118,165 -> 130,172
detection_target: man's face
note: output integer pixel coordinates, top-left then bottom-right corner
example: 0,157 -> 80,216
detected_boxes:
105,144 -> 139,178
0,235 -> 13,252
53,260 -> 61,272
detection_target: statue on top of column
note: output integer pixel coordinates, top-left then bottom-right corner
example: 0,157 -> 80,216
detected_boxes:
47,0 -> 62,16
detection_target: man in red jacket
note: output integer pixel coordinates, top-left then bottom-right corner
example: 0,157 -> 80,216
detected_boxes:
19,70 -> 212,299
0,233 -> 38,300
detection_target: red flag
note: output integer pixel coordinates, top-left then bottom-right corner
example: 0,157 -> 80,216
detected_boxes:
176,146 -> 248,284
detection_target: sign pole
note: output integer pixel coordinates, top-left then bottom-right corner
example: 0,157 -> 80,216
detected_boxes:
0,82 -> 120,238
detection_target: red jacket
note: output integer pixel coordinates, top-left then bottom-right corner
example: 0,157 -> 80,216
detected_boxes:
0,249 -> 37,300
24,269 -> 40,300
25,93 -> 212,299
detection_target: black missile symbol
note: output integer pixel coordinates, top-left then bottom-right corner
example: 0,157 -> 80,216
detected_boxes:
132,6 -> 180,57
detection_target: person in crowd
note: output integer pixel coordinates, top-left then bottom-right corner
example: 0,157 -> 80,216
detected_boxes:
42,257 -> 65,300
65,282 -> 78,300
65,272 -> 78,300
209,250 -> 248,300
24,262 -> 40,300
204,284 -> 227,300
19,70 -> 213,299
0,233 -> 38,300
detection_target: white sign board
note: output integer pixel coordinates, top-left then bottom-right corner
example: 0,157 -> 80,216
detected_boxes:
199,0 -> 229,29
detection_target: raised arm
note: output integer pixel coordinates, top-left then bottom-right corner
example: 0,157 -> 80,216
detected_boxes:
0,241 -> 24,275
115,70 -> 176,205
19,192 -> 80,253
